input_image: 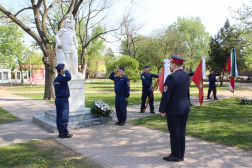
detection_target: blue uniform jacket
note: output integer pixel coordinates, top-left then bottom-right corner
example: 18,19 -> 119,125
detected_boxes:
208,73 -> 221,84
188,72 -> 194,77
141,72 -> 159,88
109,72 -> 130,98
159,69 -> 190,115
53,70 -> 71,98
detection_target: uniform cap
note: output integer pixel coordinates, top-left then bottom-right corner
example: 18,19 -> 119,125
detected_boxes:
210,68 -> 214,71
144,65 -> 149,68
171,55 -> 186,63
56,64 -> 65,70
119,67 -> 125,71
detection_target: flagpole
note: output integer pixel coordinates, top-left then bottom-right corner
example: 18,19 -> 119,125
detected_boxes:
143,79 -> 159,113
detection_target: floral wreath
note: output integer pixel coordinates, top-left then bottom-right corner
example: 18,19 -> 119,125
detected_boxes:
91,100 -> 112,118
241,97 -> 252,104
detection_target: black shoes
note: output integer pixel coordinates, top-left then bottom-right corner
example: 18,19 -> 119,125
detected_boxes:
190,103 -> 193,106
115,121 -> 125,126
150,111 -> 155,114
214,98 -> 219,100
119,122 -> 125,126
58,133 -> 73,138
163,155 -> 181,162
140,110 -> 144,113
207,97 -> 211,99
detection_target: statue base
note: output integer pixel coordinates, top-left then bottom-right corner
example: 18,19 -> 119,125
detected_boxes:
32,74 -> 112,132
33,109 -> 112,133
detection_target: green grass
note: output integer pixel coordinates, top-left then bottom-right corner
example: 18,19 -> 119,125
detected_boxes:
14,93 -> 197,108
189,83 -> 245,91
0,108 -> 21,125
0,139 -> 102,168
128,98 -> 252,150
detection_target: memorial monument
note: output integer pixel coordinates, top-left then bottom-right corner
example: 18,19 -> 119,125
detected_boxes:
33,15 -> 112,132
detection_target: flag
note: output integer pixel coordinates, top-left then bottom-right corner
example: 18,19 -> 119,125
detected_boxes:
192,57 -> 206,105
158,59 -> 171,93
224,49 -> 238,92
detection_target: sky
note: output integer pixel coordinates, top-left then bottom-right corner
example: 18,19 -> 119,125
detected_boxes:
1,0 -> 250,54
104,0 -> 250,54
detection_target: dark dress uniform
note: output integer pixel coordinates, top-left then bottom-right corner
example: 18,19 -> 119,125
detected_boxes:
159,56 -> 190,161
53,65 -> 71,135
140,72 -> 159,112
207,72 -> 221,99
109,70 -> 130,124
187,72 -> 194,105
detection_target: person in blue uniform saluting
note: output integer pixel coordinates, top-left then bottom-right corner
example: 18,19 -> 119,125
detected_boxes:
159,55 -> 190,162
140,65 -> 159,114
207,68 -> 221,100
183,67 -> 194,106
53,64 -> 73,138
109,67 -> 130,126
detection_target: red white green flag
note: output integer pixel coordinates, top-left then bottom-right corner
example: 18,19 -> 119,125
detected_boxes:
158,59 -> 171,93
224,49 -> 238,93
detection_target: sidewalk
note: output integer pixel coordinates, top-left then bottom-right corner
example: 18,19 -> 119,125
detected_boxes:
0,92 -> 252,167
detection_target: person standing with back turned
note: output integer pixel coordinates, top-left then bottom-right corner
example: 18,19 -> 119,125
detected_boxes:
159,55 -> 190,162
54,64 -> 73,138
109,67 -> 130,126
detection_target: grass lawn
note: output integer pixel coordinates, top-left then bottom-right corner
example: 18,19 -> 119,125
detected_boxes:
189,82 -> 245,91
128,98 -> 252,150
0,108 -> 21,125
14,93 -> 198,108
0,138 -> 102,168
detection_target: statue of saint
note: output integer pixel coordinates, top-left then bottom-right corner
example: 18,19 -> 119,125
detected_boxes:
55,15 -> 80,75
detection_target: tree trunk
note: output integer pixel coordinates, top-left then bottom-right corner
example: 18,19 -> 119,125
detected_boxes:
20,67 -> 24,84
43,63 -> 55,100
220,75 -> 224,87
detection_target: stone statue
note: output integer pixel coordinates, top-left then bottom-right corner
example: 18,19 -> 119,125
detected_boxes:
55,15 -> 80,75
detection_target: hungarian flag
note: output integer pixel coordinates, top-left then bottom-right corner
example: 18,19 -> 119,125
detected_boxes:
158,59 -> 171,93
224,49 -> 238,92
192,57 -> 206,105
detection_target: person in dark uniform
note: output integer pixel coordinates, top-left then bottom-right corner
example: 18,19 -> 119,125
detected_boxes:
159,55 -> 190,162
140,66 -> 159,114
109,67 -> 130,126
207,68 -> 221,100
53,64 -> 73,138
183,67 -> 194,106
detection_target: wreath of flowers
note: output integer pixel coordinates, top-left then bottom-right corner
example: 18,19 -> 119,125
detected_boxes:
91,100 -> 112,118
241,97 -> 252,104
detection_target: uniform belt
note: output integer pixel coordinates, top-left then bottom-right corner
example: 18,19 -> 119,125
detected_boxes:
56,97 -> 69,99
116,94 -> 125,97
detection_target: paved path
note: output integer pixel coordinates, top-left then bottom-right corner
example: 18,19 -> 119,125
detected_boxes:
0,91 -> 252,167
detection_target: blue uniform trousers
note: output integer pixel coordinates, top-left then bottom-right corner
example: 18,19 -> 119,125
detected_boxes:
167,113 -> 189,159
141,88 -> 154,111
55,97 -> 69,134
115,95 -> 127,122
207,84 -> 217,99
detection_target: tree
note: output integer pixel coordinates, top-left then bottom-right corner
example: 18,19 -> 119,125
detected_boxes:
115,15 -> 143,58
106,56 -> 139,81
0,22 -> 25,70
208,19 -> 245,85
85,25 -> 106,78
231,1 -> 252,71
175,17 -> 210,72
0,0 -> 126,100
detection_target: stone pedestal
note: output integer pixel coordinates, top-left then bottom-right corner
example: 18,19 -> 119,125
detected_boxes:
33,75 -> 112,132
69,75 -> 85,112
